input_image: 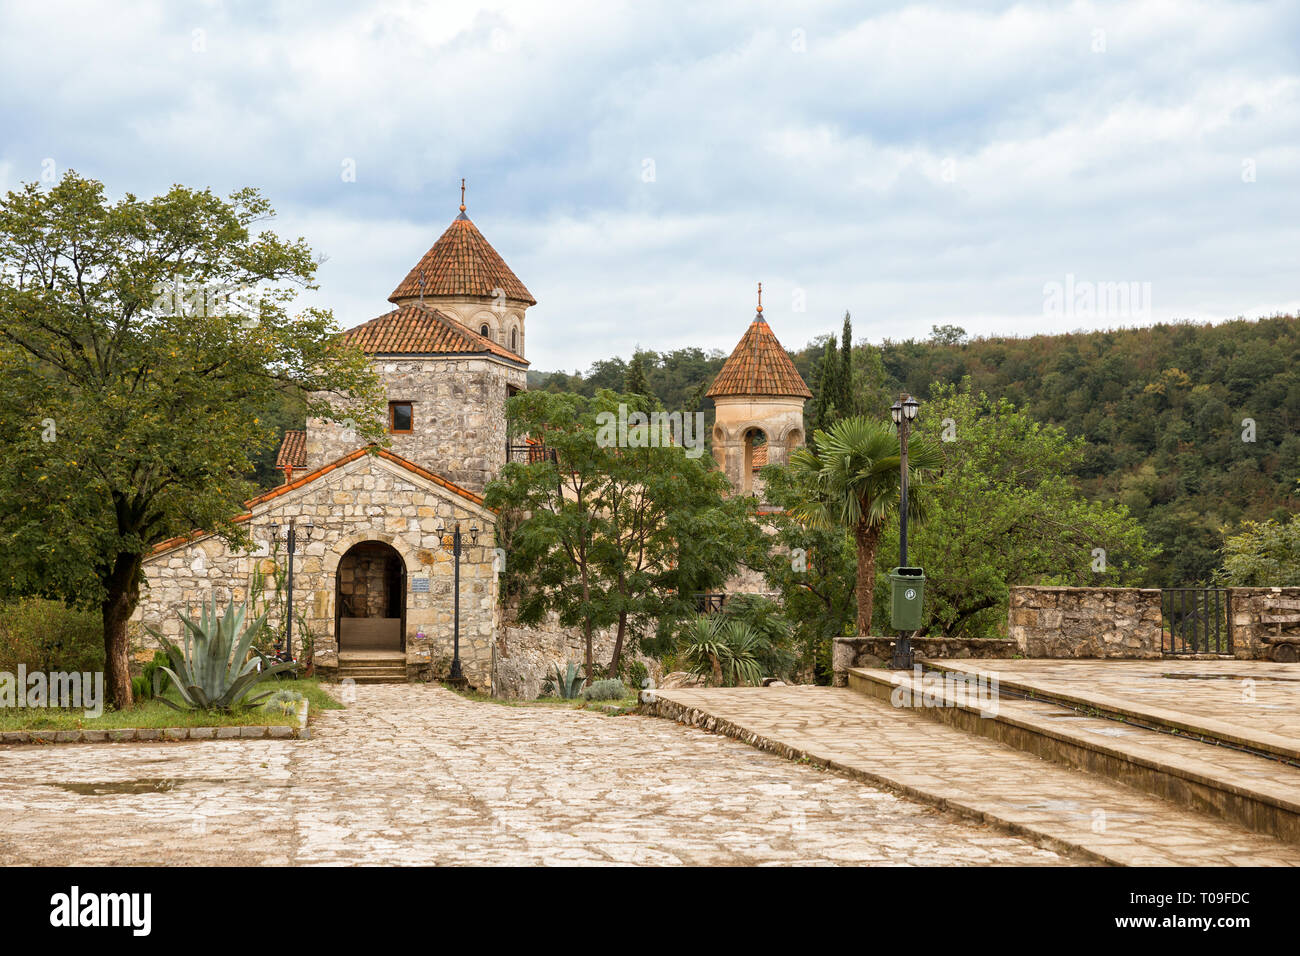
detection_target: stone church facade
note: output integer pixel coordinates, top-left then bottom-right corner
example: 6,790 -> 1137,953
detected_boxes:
132,198 -> 811,693
133,195 -> 532,689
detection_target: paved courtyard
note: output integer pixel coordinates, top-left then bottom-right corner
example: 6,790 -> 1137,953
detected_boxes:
0,684 -> 1073,866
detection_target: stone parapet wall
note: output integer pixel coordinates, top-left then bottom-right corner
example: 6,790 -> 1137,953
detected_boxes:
831,635 -> 1017,686
1229,588 -> 1300,660
1009,586 -> 1162,659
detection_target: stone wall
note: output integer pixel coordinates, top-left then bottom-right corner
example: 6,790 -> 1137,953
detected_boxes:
1009,586 -> 1162,659
492,612 -> 662,700
132,452 -> 500,688
1229,588 -> 1300,660
305,355 -> 526,495
831,635 -> 1018,685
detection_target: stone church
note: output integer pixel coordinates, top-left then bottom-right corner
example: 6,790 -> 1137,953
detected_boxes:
133,193 -> 810,692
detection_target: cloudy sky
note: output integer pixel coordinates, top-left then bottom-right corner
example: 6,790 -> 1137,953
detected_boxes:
2,0 -> 1297,372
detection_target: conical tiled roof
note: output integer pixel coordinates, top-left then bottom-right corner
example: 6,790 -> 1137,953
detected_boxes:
706,314 -> 812,399
344,304 -> 527,363
388,213 -> 535,306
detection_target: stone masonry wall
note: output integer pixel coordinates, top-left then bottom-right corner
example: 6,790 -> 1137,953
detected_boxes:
1009,586 -> 1162,659
305,355 -> 526,495
493,612 -> 662,700
132,453 -> 500,689
1229,588 -> 1300,660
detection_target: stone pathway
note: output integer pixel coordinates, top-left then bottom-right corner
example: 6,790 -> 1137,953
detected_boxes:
0,685 -> 1072,866
645,685 -> 1300,866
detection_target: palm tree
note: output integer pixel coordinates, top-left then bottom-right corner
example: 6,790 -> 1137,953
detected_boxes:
789,416 -> 943,635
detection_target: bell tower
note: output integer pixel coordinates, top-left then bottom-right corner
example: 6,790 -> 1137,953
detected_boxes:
705,284 -> 812,496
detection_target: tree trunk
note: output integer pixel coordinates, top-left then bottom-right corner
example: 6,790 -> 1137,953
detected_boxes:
853,522 -> 881,635
608,611 -> 627,679
102,551 -> 142,710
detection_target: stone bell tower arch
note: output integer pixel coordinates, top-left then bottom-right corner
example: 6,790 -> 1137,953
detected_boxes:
706,284 -> 812,496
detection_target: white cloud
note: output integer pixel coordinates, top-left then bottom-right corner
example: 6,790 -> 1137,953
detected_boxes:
1,0 -> 1298,370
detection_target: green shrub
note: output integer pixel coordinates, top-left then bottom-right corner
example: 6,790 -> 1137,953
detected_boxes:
261,689 -> 305,716
0,599 -> 104,673
619,657 -> 649,689
582,679 -> 627,701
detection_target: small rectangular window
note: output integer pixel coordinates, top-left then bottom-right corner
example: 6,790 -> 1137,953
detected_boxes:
389,401 -> 413,433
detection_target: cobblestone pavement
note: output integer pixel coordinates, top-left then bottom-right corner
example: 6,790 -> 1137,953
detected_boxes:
0,685 -> 1074,866
937,659 -> 1300,744
649,685 -> 1300,866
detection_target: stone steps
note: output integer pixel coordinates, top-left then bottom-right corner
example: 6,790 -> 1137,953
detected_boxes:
338,655 -> 408,684
846,665 -> 1300,844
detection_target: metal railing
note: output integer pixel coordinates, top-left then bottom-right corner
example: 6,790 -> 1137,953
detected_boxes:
506,442 -> 557,465
1161,588 -> 1232,654
694,593 -> 727,614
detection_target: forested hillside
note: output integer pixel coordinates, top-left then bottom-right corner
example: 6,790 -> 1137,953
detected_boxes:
530,315 -> 1300,585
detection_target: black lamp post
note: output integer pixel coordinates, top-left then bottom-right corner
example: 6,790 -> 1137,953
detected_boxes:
268,516 -> 313,660
435,520 -> 479,683
890,393 -> 920,669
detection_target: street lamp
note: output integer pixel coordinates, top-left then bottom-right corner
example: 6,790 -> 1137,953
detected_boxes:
435,521 -> 479,683
267,517 -> 313,661
890,393 -> 920,670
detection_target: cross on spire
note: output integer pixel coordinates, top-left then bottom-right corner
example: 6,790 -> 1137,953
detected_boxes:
756,281 -> 763,315
460,178 -> 466,213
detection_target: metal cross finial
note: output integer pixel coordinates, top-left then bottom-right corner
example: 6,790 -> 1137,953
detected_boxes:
756,281 -> 763,314
460,178 -> 466,213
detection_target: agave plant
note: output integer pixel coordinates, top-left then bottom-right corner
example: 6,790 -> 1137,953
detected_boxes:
678,616 -> 763,687
149,597 -> 296,711
543,661 -> 585,699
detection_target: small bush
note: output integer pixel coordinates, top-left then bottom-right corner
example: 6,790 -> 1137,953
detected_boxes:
582,679 -> 627,701
262,689 -> 306,716
619,658 -> 649,689
0,599 -> 104,674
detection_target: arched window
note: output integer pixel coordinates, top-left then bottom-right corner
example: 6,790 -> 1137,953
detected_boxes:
510,327 -> 519,352
480,324 -> 490,338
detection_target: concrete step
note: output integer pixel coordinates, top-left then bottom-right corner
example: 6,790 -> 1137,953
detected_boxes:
340,672 -> 409,684
847,665 -> 1300,844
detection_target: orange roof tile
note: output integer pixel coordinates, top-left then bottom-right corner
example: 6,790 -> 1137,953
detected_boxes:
344,304 -> 527,364
275,430 -> 306,471
751,444 -> 768,470
706,315 -> 812,399
389,214 -> 535,306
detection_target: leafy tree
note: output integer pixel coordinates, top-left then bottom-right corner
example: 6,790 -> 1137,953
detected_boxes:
928,324 -> 968,346
838,311 -> 854,416
874,383 -> 1157,636
1217,513 -> 1300,585
0,172 -> 385,707
760,462 -> 858,680
624,350 -> 654,399
485,389 -> 758,678
787,416 -> 943,634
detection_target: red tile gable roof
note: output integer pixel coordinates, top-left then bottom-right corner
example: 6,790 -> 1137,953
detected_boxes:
389,214 -> 535,306
148,447 -> 490,557
275,430 -> 306,471
706,315 -> 812,399
344,304 -> 527,363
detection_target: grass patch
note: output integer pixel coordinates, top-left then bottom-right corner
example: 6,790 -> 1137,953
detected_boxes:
0,676 -> 336,731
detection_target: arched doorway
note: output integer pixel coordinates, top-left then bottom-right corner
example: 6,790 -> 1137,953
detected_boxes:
335,541 -> 406,652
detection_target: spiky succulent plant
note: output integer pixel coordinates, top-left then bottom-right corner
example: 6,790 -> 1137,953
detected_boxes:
149,597 -> 296,711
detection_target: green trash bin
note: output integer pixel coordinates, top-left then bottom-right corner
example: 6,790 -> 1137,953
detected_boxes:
890,567 -> 925,631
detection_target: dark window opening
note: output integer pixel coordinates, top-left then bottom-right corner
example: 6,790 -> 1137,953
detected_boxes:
389,401 -> 413,433
480,324 -> 490,338
511,327 -> 519,352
